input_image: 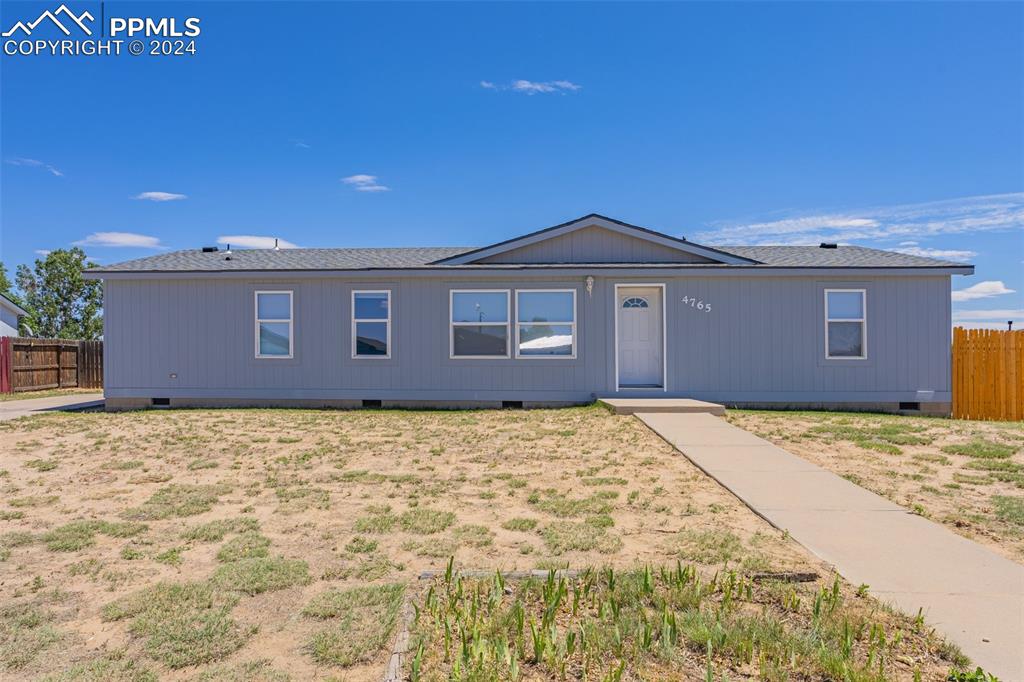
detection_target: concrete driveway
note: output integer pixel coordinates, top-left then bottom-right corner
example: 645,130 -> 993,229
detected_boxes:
638,411 -> 1024,680
0,392 -> 104,421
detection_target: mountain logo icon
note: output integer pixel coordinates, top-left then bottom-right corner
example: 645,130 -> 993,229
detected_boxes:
2,4 -> 95,37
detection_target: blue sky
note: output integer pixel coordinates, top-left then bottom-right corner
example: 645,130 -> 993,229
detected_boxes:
1,1 -> 1021,327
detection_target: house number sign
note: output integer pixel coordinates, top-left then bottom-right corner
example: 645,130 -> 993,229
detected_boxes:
681,296 -> 712,312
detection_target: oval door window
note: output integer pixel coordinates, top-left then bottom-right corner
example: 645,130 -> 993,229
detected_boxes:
622,297 -> 649,308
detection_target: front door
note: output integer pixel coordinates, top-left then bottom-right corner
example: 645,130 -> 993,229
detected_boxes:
617,287 -> 663,387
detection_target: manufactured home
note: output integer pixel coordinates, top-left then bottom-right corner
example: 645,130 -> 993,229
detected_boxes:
86,214 -> 973,412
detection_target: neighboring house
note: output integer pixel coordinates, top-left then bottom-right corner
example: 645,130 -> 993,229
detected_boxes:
85,214 -> 973,412
0,293 -> 26,337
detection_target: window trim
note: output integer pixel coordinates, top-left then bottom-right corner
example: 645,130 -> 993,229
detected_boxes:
824,288 -> 867,360
449,289 -> 511,359
255,290 -> 293,359
351,289 -> 392,360
514,288 -> 577,360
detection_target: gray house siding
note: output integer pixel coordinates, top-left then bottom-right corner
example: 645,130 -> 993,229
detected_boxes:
0,303 -> 20,337
102,273 -> 952,406
477,227 -> 717,264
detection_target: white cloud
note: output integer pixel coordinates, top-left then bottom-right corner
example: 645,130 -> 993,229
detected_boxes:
135,191 -> 187,202
290,139 -> 310,149
6,157 -> 62,176
696,193 -> 1024,246
952,308 -> 1024,321
73,232 -> 163,248
481,79 -> 582,95
34,249 -> 50,256
341,174 -> 390,192
893,246 -> 976,262
216,235 -> 297,250
951,280 -> 1016,302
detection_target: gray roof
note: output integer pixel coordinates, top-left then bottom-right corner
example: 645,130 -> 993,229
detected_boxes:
93,247 -> 473,273
720,245 -> 968,269
88,242 -> 970,274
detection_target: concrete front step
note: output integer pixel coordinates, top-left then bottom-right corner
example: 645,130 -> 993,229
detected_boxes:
598,398 -> 725,415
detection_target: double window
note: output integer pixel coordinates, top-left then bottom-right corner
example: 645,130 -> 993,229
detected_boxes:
449,289 -> 577,359
825,289 -> 866,359
450,290 -> 511,358
352,290 -> 391,358
255,291 -> 293,358
516,290 -> 576,357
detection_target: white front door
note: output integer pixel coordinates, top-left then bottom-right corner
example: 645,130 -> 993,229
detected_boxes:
617,287 -> 663,387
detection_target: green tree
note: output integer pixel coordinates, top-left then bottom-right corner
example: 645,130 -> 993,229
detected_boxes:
0,262 -> 19,303
15,248 -> 103,339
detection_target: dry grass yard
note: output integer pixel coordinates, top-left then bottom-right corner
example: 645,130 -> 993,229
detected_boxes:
728,410 -> 1024,564
0,406 -> 972,680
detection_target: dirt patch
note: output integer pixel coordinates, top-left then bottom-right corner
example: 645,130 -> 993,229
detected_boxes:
0,406 -> 970,679
727,410 -> 1024,563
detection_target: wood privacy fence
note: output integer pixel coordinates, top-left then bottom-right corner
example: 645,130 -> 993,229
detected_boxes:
0,337 -> 103,393
953,327 -> 1024,421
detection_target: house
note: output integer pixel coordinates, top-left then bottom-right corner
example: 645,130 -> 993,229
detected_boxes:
0,292 -> 26,337
85,214 -> 973,412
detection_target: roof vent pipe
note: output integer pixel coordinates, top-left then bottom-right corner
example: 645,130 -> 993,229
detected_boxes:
819,242 -> 838,249
224,243 -> 232,261
274,238 -> 280,251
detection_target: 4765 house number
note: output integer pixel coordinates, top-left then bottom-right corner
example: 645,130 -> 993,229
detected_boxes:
681,295 -> 712,312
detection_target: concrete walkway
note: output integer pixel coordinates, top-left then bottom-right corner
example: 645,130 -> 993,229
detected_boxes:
0,393 -> 104,421
637,412 -> 1024,680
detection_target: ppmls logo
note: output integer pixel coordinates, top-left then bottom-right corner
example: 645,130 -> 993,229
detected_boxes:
2,4 -> 94,37
2,3 -> 201,57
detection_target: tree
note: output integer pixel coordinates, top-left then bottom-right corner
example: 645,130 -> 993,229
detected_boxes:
15,248 -> 103,339
0,262 -> 19,302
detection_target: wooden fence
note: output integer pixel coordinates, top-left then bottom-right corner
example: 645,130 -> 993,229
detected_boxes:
0,337 -> 103,393
953,327 -> 1023,421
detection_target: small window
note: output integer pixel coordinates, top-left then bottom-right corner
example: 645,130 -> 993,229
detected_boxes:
255,291 -> 293,358
353,291 -> 390,358
516,290 -> 576,358
451,290 -> 509,358
622,297 -> 649,308
825,289 -> 866,359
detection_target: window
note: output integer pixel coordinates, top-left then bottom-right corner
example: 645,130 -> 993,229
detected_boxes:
352,290 -> 390,358
516,290 -> 576,358
255,291 -> 293,358
450,290 -> 510,358
825,289 -> 866,359
622,297 -> 649,308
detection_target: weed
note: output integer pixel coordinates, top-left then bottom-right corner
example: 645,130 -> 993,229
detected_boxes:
344,536 -> 378,554
0,603 -> 61,670
196,659 -> 290,682
155,547 -> 185,566
122,484 -> 230,520
103,582 -> 250,668
216,532 -> 271,562
452,524 -> 494,547
398,508 -> 456,534
210,557 -> 311,595
992,495 -> 1024,526
502,517 -> 539,532
354,505 -> 398,533
40,653 -> 157,681
303,583 -> 405,667
670,528 -> 745,564
541,522 -> 622,554
25,459 -> 58,472
942,440 -> 1016,460
182,518 -> 260,543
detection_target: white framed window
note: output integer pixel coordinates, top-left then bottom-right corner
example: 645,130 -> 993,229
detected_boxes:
825,289 -> 866,359
352,290 -> 391,359
450,290 -> 510,358
515,289 -> 576,358
255,291 -> 293,358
